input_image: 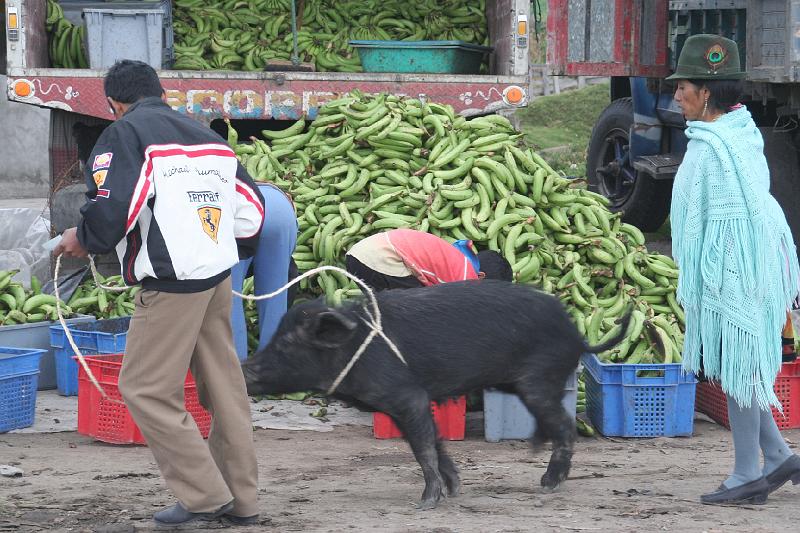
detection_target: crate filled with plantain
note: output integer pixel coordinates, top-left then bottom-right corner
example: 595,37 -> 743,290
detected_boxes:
225,90 -> 685,367
171,0 -> 489,72
0,271 -> 76,325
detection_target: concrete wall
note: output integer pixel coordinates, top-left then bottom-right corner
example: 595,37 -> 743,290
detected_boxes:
1,4 -> 51,200
0,74 -> 51,199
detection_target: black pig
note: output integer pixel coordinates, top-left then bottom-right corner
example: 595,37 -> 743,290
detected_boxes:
242,280 -> 630,509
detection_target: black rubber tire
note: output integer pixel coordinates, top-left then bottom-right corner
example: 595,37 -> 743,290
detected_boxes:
586,97 -> 672,233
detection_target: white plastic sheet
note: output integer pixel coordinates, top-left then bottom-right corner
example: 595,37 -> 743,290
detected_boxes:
0,206 -> 52,288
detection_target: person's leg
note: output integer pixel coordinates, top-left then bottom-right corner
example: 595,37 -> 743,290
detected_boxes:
252,185 -> 298,350
191,277 -> 259,518
118,288 -> 233,513
230,258 -> 254,361
759,406 -> 794,475
724,393 -> 764,488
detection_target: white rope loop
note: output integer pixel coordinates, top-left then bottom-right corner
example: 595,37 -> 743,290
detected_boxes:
54,255 -> 125,405
55,256 -> 405,400
231,264 -> 407,394
88,257 -> 128,293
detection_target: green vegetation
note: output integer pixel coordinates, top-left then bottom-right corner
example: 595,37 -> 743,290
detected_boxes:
515,82 -> 610,178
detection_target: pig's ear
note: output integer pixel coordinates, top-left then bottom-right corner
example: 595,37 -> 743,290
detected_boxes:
306,310 -> 359,348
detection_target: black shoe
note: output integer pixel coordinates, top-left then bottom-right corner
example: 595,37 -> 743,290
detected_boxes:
766,455 -> 800,493
223,513 -> 260,526
153,500 -> 234,526
700,477 -> 769,505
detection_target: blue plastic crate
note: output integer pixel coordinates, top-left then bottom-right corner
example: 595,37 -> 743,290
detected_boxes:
0,348 -> 46,432
582,353 -> 697,437
484,370 -> 579,442
50,318 -> 130,396
0,315 -> 96,390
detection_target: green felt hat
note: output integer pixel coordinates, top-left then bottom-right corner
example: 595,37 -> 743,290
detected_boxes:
667,34 -> 746,80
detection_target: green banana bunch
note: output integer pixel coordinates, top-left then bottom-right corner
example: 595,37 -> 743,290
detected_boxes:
46,0 -> 88,69
229,90 -> 686,365
45,0 -> 64,32
69,275 -> 137,320
171,0 -> 489,72
0,270 -> 75,325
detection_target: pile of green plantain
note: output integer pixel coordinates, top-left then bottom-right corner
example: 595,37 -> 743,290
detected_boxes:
227,91 -> 685,369
0,271 -> 75,325
171,0 -> 489,72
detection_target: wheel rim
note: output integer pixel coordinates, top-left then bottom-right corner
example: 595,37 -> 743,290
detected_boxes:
594,128 -> 636,208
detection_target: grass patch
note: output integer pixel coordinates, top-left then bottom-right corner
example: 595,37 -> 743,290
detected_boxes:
515,82 -> 610,177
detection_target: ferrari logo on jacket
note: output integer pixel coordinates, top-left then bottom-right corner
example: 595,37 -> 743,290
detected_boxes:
197,205 -> 222,243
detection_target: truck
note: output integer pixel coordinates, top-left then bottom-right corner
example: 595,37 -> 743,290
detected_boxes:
3,0 -> 532,248
548,0 -> 800,255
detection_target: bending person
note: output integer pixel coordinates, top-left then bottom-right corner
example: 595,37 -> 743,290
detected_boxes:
345,229 -> 512,291
231,183 -> 298,360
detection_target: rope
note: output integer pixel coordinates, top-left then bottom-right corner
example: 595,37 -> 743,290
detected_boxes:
55,255 -> 406,400
53,255 -> 125,406
88,257 -> 128,292
230,264 -> 408,394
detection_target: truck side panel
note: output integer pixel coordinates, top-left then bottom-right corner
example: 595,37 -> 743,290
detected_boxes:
548,0 -> 670,77
7,74 -> 529,120
488,0 -> 530,77
5,0 -> 47,69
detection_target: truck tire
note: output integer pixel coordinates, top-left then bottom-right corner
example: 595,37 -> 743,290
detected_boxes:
586,97 -> 672,232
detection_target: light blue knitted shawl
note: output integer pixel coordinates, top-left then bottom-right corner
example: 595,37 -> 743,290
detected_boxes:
671,106 -> 800,409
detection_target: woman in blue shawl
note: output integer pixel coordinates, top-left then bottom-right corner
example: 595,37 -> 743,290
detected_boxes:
669,34 -> 800,505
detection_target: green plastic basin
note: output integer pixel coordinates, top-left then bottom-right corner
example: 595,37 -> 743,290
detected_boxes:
349,40 -> 493,74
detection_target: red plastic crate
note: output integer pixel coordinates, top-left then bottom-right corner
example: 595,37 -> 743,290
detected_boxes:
373,396 -> 466,441
696,361 -> 800,430
76,354 -> 212,445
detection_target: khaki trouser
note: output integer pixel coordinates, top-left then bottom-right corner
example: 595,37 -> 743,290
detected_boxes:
118,276 -> 258,516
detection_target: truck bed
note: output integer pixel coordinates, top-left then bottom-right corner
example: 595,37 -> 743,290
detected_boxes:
5,0 -> 531,120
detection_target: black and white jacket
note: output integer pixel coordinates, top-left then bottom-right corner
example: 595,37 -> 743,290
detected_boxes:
77,97 -> 265,293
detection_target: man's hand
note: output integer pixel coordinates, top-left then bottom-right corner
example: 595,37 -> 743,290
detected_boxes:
53,227 -> 88,258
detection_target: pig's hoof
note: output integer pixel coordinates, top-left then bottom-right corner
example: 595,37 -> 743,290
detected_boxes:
539,484 -> 559,494
446,478 -> 461,497
540,471 -> 563,491
417,498 -> 439,511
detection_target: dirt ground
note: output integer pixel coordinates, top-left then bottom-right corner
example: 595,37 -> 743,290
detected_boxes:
1,412 -> 799,533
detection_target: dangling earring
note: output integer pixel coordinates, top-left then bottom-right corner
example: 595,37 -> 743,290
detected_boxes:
702,98 -> 708,118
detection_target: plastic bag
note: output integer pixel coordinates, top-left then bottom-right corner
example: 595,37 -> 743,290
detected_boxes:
0,207 -> 52,288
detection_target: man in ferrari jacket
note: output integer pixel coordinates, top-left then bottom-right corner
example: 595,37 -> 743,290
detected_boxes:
54,60 -> 264,527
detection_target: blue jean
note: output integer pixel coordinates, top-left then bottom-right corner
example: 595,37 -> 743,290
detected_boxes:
230,184 -> 298,361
